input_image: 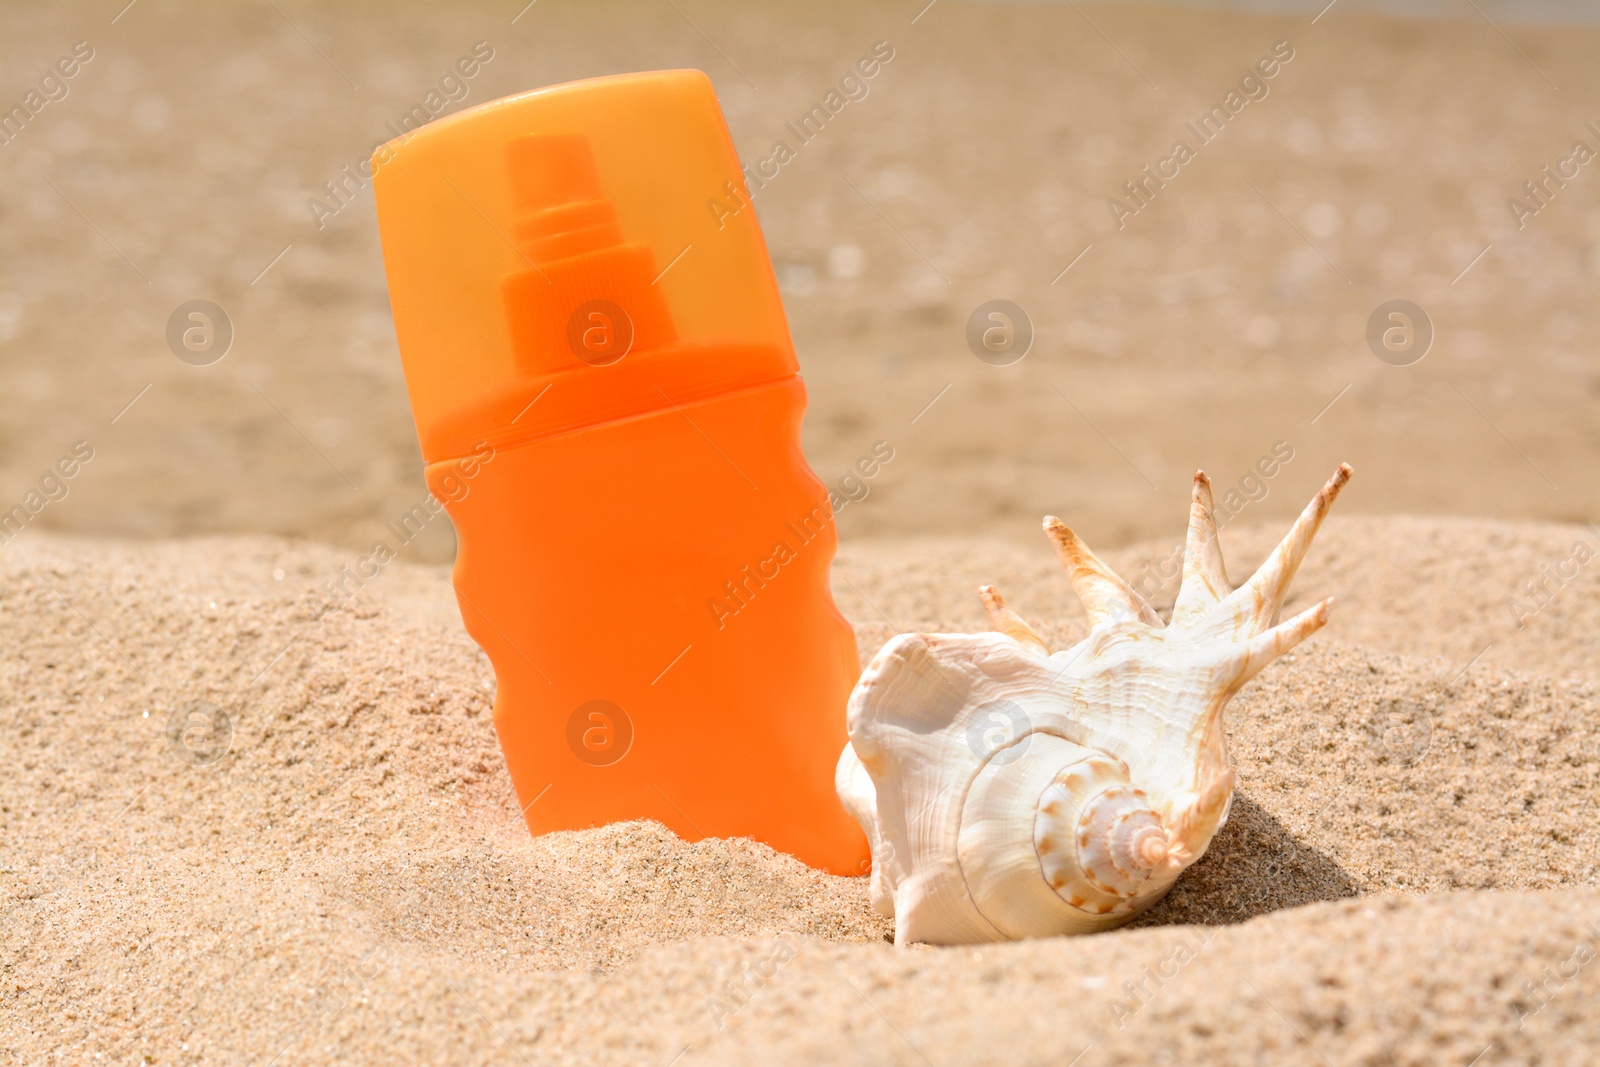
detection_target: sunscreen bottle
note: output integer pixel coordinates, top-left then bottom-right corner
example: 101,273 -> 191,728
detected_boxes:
372,70 -> 868,874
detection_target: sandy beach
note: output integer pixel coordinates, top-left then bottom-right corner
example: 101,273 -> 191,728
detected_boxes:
2,2 -> 1598,557
4,0 -> 1600,1062
6,512 -> 1600,1063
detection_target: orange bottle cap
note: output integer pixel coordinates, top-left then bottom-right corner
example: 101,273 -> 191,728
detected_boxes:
373,70 -> 797,463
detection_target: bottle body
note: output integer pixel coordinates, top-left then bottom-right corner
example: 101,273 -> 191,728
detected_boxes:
373,70 -> 866,872
427,375 -> 868,874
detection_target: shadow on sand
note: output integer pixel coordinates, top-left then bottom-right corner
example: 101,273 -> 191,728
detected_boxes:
1129,793 -> 1361,929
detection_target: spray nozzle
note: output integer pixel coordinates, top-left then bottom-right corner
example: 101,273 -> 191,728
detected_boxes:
502,134 -> 675,372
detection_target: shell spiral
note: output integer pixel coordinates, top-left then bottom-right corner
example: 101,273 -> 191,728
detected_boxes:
957,735 -> 1185,939
837,465 -> 1351,945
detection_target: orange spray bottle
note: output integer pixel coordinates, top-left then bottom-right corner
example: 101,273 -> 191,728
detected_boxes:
372,70 -> 868,874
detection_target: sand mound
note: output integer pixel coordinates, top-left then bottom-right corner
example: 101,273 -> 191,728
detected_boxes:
5,515 -> 1598,1063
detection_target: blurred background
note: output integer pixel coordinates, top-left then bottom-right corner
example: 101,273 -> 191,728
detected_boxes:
1,0 -> 1595,563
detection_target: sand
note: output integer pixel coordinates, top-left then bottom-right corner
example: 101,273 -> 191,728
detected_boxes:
3,1 -> 1599,558
5,0 -> 1600,1060
6,513 -> 1600,1064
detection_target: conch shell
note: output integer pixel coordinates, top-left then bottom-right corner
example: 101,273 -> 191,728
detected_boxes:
836,465 -> 1351,945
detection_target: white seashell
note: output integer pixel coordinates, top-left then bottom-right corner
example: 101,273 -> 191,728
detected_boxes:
837,465 -> 1352,945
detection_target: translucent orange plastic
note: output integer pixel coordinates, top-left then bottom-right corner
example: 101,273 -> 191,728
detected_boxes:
372,70 -> 868,874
